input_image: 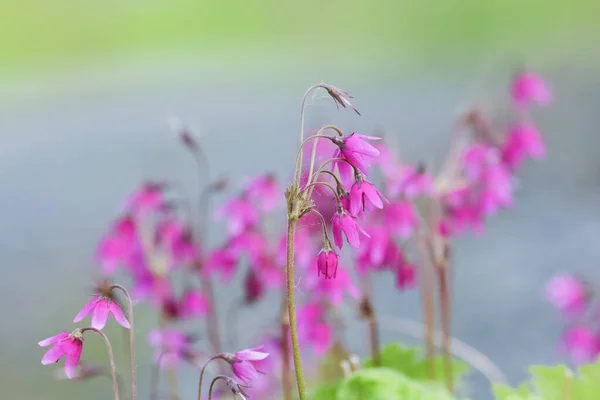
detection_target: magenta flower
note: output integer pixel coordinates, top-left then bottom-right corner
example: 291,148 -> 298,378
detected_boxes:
39,330 -> 84,379
332,133 -> 381,173
396,263 -> 416,290
244,269 -> 264,304
229,347 -> 269,385
156,219 -> 200,265
357,225 -> 393,272
546,274 -> 588,316
349,174 -> 388,216
387,164 -> 434,199
501,123 -> 545,170
96,216 -> 138,275
332,208 -> 370,249
246,174 -> 280,212
180,290 -> 209,319
316,245 -> 339,279
148,328 -> 197,368
297,302 -> 332,355
215,197 -> 258,236
123,182 -> 164,216
385,201 -> 419,239
228,230 -> 268,266
562,325 -> 600,364
203,248 -> 239,283
310,267 -> 360,306
512,71 -> 551,109
74,295 -> 130,330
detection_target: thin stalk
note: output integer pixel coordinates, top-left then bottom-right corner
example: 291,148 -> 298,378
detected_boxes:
305,125 -> 344,187
293,134 -> 331,185
437,266 -> 454,393
201,277 -> 223,363
563,369 -> 573,400
309,209 -> 330,242
295,84 -> 324,185
301,181 -> 340,204
82,328 -> 120,400
416,235 -> 436,380
208,376 -> 233,400
281,302 -> 292,400
110,285 -> 137,400
368,316 -> 381,366
285,219 -> 306,399
197,355 -> 221,400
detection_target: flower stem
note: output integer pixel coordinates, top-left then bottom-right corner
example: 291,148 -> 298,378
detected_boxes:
286,219 -> 306,400
82,328 -> 120,400
281,302 -> 292,400
208,376 -> 227,400
416,241 -> 436,380
197,355 -> 221,400
361,296 -> 381,366
110,285 -> 137,400
437,266 -> 454,393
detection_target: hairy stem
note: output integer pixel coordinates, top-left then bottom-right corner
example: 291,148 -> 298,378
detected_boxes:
286,219 -> 306,399
281,303 -> 292,400
110,285 -> 137,400
82,328 -> 120,400
437,266 -> 454,393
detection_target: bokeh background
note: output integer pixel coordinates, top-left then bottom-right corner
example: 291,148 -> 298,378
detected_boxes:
2,1 -> 600,398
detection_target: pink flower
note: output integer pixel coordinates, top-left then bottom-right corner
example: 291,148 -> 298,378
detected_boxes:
228,231 -> 268,266
332,133 -> 381,173
123,182 -> 164,216
502,123 -> 545,170
244,269 -> 264,304
180,290 -> 209,319
229,347 -> 269,385
246,174 -> 280,212
316,245 -> 339,279
203,248 -> 239,283
349,174 -> 388,216
297,303 -> 332,355
39,330 -> 84,379
387,164 -> 434,199
357,226 -> 394,272
562,325 -> 600,364
73,295 -> 130,330
512,71 -> 551,109
148,328 -> 196,368
385,201 -> 419,239
332,208 -> 370,249
96,216 -> 138,274
311,267 -> 360,306
396,263 -> 416,290
215,197 -> 259,236
546,274 -> 588,316
156,219 -> 200,265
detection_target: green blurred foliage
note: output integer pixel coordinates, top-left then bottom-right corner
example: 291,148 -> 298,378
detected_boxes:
1,0 -> 599,71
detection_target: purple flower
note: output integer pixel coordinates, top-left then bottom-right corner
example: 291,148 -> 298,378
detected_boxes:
332,209 -> 370,249
148,328 -> 197,368
332,133 -> 381,173
349,174 -> 388,216
39,330 -> 84,379
562,325 -> 600,364
246,174 -> 281,212
501,123 -> 545,170
215,197 -> 258,236
512,71 -> 551,109
73,295 -> 130,330
180,290 -> 209,319
229,347 -> 269,385
316,245 -> 339,279
546,274 -> 588,316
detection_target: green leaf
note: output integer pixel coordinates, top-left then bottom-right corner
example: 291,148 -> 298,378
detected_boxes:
308,382 -> 341,400
364,342 -> 470,387
336,367 -> 455,400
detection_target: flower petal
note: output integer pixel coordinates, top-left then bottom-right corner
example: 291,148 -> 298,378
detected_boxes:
91,299 -> 110,330
109,301 -> 131,329
38,332 -> 69,347
64,342 -> 83,379
332,215 -> 343,249
73,296 -> 99,323
41,344 -> 66,365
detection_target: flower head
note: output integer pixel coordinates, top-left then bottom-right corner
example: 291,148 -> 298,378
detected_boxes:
244,269 -> 264,304
323,83 -> 361,115
226,347 -> 269,385
332,133 -> 380,174
562,325 -> 600,364
512,71 -> 551,109
39,330 -> 84,379
246,174 -> 281,212
180,290 -> 209,319
123,182 -> 165,216
148,328 -> 198,368
96,215 -> 138,275
349,173 -> 388,216
332,208 -> 370,249
215,197 -> 258,236
501,123 -> 545,170
316,243 -> 339,279
546,274 -> 588,316
297,303 -> 332,355
73,294 -> 130,330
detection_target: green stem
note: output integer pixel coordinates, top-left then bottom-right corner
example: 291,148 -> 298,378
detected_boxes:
286,219 -> 306,400
281,303 -> 292,400
437,266 -> 454,393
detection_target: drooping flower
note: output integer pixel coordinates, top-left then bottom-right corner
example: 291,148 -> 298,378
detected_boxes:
511,71 -> 552,109
385,201 -> 419,239
501,123 -> 545,170
310,267 -> 360,306
180,290 -> 209,319
546,274 -> 588,316
96,215 -> 138,275
156,218 -> 200,265
215,197 -> 259,236
316,243 -> 339,279
332,133 -> 381,174
562,325 -> 600,364
387,164 -> 434,199
123,182 -> 165,216
148,328 -> 198,368
297,302 -> 332,355
226,347 -> 269,385
73,295 -> 130,330
246,174 -> 281,212
348,173 -> 388,216
332,208 -> 370,249
203,248 -> 239,283
243,269 -> 264,304
39,330 -> 84,379
323,83 -> 361,115
396,263 -> 416,290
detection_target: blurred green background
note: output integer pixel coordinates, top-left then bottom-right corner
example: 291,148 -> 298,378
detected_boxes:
3,1 -> 600,399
